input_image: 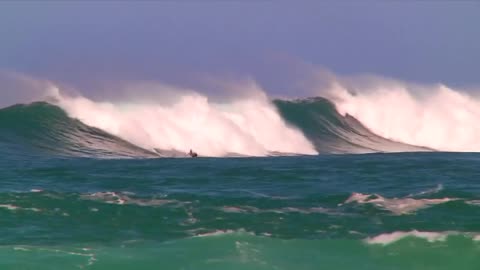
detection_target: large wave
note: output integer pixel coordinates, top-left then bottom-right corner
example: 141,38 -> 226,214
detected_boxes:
0,95 -> 426,158
275,97 -> 427,153
0,102 -> 157,158
327,77 -> 480,152
50,83 -> 317,157
4,71 -> 480,157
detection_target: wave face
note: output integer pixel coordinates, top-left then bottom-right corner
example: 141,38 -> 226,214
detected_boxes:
0,95 -> 430,158
51,91 -> 318,157
274,97 -> 428,154
0,102 -> 157,158
5,70 -> 480,156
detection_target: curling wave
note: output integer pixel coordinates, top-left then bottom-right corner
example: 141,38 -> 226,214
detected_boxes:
0,102 -> 157,158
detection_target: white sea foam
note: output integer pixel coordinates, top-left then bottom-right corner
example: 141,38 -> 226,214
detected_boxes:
192,228 -> 257,238
82,191 -> 176,207
343,192 -> 456,215
220,205 -> 340,215
366,230 -> 480,245
195,229 -> 237,237
235,240 -> 266,265
8,69 -> 480,154
0,204 -> 19,211
366,231 -> 449,245
0,204 -> 41,212
48,79 -> 317,157
406,184 -> 443,197
9,245 -> 96,267
276,206 -> 335,214
466,200 -> 480,206
13,247 -> 30,251
327,76 -> 480,151
221,206 -> 251,213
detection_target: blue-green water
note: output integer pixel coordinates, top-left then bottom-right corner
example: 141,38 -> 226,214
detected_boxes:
2,154 -> 480,269
1,102 -> 480,269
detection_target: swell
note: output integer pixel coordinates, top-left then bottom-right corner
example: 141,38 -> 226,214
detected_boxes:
0,98 -> 430,158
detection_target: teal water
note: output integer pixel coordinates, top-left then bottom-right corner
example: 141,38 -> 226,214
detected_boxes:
1,102 -> 479,269
2,154 -> 480,269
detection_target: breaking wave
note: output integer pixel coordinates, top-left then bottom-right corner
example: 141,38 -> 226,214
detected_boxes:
329,78 -> 480,152
0,96 -> 429,158
51,87 -> 317,157
6,70 -> 480,157
0,87 -> 433,158
0,102 -> 157,158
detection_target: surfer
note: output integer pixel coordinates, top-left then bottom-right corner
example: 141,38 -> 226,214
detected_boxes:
188,149 -> 198,158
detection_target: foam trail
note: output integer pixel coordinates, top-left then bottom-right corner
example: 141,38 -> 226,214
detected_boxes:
343,191 -> 456,215
51,81 -> 317,157
328,78 -> 480,151
366,231 -> 449,245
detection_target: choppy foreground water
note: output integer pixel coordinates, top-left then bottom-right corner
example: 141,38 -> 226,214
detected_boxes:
1,152 -> 480,269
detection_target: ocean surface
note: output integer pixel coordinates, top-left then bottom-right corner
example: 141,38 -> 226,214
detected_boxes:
1,99 -> 479,269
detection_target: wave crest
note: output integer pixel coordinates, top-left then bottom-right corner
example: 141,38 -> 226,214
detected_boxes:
330,79 -> 480,152
52,83 -> 317,157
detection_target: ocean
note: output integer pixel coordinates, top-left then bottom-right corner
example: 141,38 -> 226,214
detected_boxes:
1,96 -> 479,269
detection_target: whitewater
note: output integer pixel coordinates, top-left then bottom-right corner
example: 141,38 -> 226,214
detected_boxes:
330,78 -> 480,152
51,83 -> 317,157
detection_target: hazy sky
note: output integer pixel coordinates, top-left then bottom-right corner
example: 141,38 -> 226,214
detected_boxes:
1,2 -> 479,95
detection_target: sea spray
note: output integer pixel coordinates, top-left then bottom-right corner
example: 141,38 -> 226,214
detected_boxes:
52,83 -> 317,157
328,77 -> 480,151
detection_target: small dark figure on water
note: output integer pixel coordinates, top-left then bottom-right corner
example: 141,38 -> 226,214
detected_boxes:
188,149 -> 198,158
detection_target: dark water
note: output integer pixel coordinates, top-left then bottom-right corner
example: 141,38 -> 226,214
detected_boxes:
1,153 -> 480,269
1,102 -> 479,269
